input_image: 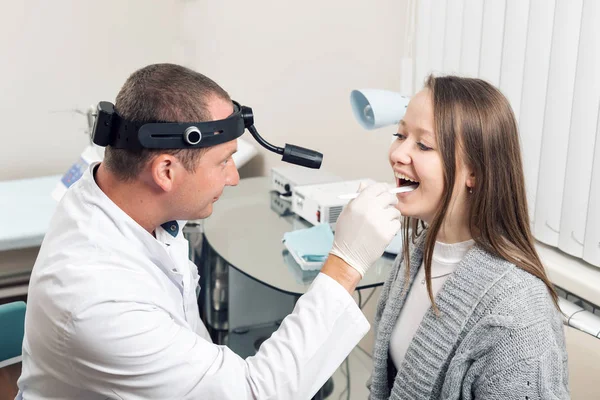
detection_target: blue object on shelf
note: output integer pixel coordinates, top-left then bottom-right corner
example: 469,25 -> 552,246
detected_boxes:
282,223 -> 334,263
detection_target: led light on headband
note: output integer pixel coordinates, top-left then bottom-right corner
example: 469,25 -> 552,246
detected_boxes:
91,100 -> 323,169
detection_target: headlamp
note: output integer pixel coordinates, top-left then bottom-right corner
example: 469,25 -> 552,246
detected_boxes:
91,100 -> 323,169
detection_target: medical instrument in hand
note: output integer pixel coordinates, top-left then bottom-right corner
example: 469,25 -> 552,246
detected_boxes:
338,184 -> 418,200
91,101 -> 323,169
288,179 -> 403,255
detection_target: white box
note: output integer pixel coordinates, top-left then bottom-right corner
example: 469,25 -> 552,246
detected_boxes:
291,179 -> 375,227
271,165 -> 341,195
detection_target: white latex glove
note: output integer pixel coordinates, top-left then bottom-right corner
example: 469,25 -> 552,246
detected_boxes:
329,182 -> 401,277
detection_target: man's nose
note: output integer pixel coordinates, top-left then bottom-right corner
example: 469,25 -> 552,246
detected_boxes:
227,162 -> 240,186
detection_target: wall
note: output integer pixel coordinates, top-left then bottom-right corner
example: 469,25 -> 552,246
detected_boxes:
1,1 -> 409,365
0,0 -> 185,180
180,0 -> 409,183
0,0 -> 186,277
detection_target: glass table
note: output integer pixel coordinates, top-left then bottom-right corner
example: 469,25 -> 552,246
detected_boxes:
186,176 -> 396,399
199,176 -> 394,294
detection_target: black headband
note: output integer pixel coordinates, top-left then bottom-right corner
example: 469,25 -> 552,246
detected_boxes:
91,100 -> 323,169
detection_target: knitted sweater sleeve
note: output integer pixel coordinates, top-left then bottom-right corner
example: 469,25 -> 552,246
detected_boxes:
470,280 -> 570,400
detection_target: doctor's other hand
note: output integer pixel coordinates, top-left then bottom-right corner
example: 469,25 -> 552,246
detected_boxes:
329,182 -> 401,278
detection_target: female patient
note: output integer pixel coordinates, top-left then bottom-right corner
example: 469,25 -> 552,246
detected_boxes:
368,75 -> 569,399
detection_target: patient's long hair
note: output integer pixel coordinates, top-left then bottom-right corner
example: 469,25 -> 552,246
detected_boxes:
402,75 -> 559,311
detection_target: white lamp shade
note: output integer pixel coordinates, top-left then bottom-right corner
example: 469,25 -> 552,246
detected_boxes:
350,89 -> 410,130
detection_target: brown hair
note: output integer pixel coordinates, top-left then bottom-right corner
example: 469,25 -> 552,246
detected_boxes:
103,63 -> 231,181
402,75 -> 559,311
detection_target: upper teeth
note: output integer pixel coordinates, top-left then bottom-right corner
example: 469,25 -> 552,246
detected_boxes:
395,172 -> 418,183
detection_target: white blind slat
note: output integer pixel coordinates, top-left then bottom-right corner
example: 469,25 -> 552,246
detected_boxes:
583,109 -> 600,267
533,0 -> 583,246
478,0 -> 507,86
442,0 -> 465,74
429,0 -> 448,75
499,0 -> 530,121
560,0 -> 600,257
518,0 -> 556,222
459,0 -> 484,77
414,0 -> 433,90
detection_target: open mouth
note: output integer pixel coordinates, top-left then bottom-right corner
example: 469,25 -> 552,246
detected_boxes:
395,172 -> 420,192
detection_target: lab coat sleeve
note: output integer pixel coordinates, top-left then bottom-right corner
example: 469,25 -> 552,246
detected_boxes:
64,272 -> 369,400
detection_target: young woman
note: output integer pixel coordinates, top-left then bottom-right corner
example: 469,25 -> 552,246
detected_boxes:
368,75 -> 569,399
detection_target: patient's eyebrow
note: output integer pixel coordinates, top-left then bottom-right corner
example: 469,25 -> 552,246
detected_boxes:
399,120 -> 433,138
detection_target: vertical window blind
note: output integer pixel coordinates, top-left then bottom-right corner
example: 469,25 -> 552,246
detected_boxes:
412,0 -> 600,268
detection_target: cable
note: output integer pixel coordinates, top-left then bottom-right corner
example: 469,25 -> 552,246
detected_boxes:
355,344 -> 373,359
357,290 -> 362,309
338,358 -> 351,400
360,288 -> 377,310
346,357 -> 351,400
247,125 -> 283,154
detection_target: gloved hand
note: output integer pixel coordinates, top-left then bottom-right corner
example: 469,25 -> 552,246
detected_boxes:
329,182 -> 401,277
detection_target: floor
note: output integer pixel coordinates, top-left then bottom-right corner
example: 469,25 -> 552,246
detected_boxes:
326,346 -> 373,399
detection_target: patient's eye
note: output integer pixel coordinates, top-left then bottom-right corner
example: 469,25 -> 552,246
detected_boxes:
393,133 -> 406,140
417,142 -> 433,151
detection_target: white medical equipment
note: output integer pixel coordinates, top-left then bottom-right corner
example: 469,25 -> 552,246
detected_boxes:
291,179 -> 375,228
270,165 -> 341,197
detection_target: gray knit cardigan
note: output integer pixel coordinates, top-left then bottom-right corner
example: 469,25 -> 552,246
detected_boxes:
368,233 -> 570,399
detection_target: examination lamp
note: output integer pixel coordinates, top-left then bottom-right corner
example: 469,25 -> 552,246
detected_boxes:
350,89 -> 410,130
91,100 -> 323,169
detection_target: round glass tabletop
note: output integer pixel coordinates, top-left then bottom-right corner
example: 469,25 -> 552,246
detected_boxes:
203,177 -> 396,295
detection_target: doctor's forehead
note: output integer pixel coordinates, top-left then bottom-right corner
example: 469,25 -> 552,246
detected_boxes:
207,96 -> 234,121
206,138 -> 237,158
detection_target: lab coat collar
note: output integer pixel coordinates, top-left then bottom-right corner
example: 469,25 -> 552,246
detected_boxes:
87,162 -> 187,241
161,221 -> 180,237
80,163 -> 189,288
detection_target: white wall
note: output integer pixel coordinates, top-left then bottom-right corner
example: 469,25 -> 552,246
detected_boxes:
0,0 -> 185,180
1,2 -> 409,353
180,0 -> 409,182
0,0 -> 409,183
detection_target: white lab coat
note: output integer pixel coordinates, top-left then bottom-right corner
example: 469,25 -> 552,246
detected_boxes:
17,164 -> 369,400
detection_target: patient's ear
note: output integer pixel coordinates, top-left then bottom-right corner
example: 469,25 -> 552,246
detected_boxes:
466,171 -> 475,190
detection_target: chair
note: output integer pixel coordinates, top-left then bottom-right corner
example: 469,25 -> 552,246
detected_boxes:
0,301 -> 26,369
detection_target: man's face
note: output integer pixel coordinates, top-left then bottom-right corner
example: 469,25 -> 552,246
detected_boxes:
175,97 -> 240,220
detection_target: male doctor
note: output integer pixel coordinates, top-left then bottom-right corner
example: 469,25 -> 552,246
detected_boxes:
17,63 -> 401,399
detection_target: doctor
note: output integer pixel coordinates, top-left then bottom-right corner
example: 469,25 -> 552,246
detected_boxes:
17,63 -> 401,399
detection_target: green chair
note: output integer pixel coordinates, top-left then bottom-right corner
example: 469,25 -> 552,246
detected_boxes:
0,301 -> 26,368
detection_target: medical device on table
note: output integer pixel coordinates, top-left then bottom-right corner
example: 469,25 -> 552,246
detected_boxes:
291,180 -> 376,228
271,165 -> 341,198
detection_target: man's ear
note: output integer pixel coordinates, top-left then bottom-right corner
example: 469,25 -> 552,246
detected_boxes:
150,154 -> 178,192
